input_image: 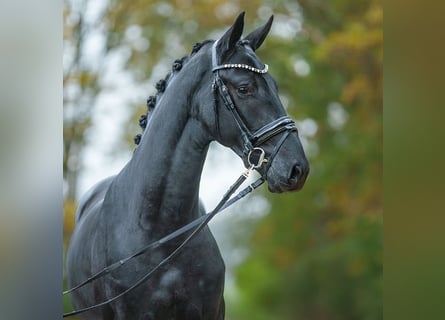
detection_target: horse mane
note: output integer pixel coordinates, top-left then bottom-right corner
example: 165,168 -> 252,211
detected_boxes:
134,39 -> 214,145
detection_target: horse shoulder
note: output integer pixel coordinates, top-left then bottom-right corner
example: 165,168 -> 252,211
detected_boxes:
75,175 -> 116,222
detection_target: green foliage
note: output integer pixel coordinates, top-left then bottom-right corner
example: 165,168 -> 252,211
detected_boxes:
230,0 -> 382,319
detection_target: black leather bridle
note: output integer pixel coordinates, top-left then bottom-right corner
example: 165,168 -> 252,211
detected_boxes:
63,40 -> 300,318
211,39 -> 298,173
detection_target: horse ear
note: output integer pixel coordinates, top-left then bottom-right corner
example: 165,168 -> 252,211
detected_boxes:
218,12 -> 245,53
245,15 -> 274,51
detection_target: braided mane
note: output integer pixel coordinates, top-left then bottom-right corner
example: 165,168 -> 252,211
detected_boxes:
134,40 -> 213,145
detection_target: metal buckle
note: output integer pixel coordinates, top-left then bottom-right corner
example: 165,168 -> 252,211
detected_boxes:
247,147 -> 267,169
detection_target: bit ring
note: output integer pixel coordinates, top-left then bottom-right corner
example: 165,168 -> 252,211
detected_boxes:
248,147 -> 267,169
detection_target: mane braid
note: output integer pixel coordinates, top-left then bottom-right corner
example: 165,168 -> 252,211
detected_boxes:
134,40 -> 213,146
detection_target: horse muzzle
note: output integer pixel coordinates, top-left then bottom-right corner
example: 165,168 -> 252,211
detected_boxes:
266,160 -> 309,193
261,132 -> 310,193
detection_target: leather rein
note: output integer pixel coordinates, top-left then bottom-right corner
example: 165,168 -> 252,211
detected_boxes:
63,40 -> 297,317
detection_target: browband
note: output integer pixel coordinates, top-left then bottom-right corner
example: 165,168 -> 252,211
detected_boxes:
211,40 -> 269,74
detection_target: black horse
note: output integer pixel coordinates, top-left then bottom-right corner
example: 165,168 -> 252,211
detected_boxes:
66,12 -> 309,320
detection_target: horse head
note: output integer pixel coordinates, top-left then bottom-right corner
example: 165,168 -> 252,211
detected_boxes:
196,12 -> 309,193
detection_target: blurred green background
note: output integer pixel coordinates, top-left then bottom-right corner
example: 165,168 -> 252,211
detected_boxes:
63,0 -> 382,319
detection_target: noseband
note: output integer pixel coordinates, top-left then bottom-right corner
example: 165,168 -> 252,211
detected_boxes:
211,40 -> 297,173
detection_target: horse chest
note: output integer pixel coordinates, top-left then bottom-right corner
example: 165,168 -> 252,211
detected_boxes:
107,229 -> 225,319
150,229 -> 225,296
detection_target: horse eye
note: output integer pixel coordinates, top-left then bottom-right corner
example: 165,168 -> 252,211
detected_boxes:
237,86 -> 251,95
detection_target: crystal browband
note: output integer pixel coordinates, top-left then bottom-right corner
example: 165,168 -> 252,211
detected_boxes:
212,63 -> 269,74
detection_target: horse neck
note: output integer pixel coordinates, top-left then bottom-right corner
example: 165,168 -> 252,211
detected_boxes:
116,60 -> 212,232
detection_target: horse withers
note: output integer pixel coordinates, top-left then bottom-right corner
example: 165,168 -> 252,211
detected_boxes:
66,12 -> 309,320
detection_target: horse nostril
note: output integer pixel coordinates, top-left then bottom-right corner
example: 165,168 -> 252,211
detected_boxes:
289,164 -> 302,183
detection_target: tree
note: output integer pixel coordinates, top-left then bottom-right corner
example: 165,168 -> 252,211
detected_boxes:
231,1 -> 382,319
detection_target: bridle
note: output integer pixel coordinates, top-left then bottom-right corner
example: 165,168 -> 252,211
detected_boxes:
63,40 -> 299,318
211,39 -> 298,173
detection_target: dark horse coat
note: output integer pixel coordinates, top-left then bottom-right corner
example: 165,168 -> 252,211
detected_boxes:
66,12 -> 309,320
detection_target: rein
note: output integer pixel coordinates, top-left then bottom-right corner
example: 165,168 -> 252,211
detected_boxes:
64,40 -> 297,317
64,166 -> 264,318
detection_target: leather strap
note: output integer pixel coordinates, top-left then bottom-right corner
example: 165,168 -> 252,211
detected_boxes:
211,40 -> 297,161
